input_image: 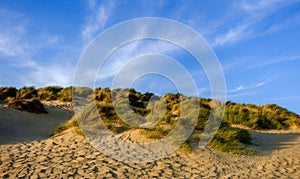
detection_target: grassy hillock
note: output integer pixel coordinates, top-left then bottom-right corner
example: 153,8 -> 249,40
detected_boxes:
63,88 -> 255,154
224,102 -> 300,129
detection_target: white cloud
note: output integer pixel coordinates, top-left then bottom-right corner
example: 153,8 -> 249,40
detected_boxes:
212,25 -> 247,47
82,0 -> 114,42
0,8 -> 73,87
0,11 -> 29,58
20,63 -> 73,87
0,34 -> 24,57
0,8 -> 63,60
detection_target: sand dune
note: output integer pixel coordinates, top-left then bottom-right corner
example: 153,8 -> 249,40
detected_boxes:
0,105 -> 300,178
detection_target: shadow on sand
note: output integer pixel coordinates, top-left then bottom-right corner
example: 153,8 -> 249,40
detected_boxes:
0,106 -> 73,144
249,130 -> 300,154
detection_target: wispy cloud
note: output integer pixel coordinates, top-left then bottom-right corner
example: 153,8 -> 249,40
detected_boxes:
228,91 -> 259,99
239,0 -> 286,12
229,78 -> 272,93
210,0 -> 299,47
251,55 -> 300,68
82,0 -> 114,42
0,33 -> 27,58
0,8 -> 73,87
97,40 -> 181,81
210,18 -> 255,47
0,8 -> 63,60
221,58 -> 248,72
212,25 -> 247,47
20,62 -> 73,87
265,96 -> 300,102
0,10 -> 29,58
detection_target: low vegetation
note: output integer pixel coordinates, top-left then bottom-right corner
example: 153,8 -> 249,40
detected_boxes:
224,101 -> 300,129
0,86 -> 81,113
208,122 -> 255,154
51,116 -> 82,136
6,97 -> 47,114
0,87 -> 17,100
1,86 -> 300,154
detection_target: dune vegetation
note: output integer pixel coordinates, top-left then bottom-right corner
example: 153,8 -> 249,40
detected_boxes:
1,86 -> 300,154
224,101 -> 300,129
0,86 -> 73,113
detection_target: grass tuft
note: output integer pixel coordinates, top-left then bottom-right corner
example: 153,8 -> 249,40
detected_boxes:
6,97 -> 47,114
208,122 -> 255,155
51,116 -> 80,136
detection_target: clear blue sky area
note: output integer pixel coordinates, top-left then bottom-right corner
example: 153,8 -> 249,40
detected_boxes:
0,0 -> 300,114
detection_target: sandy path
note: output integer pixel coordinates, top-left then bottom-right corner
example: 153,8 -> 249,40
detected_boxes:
0,127 -> 299,178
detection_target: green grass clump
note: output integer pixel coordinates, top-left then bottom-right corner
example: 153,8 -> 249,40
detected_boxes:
51,116 -> 82,136
37,86 -> 63,101
139,128 -> 165,139
0,87 -> 17,100
57,87 -> 72,102
179,142 -> 192,153
6,97 -> 47,114
208,122 -> 255,155
224,102 -> 300,130
16,86 -> 37,99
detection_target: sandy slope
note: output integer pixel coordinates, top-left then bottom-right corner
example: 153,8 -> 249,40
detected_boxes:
0,103 -> 73,144
0,105 -> 300,178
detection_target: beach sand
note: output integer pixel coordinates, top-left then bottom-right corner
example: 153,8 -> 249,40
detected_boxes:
0,105 -> 300,178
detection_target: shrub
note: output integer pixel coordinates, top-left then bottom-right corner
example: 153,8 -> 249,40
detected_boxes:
37,86 -> 62,101
57,87 -> 72,102
94,87 -> 111,102
0,87 -> 17,100
16,86 -> 37,99
6,97 -> 47,114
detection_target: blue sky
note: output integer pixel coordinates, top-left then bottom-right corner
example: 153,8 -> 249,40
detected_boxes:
0,0 -> 300,114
